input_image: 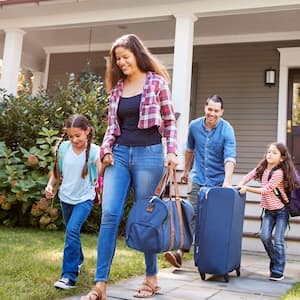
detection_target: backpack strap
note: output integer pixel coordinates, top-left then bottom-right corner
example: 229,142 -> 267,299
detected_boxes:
267,168 -> 289,206
58,141 -> 71,174
267,168 -> 290,229
88,144 -> 99,187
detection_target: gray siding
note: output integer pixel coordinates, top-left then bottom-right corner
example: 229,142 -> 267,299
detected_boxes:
192,41 -> 300,173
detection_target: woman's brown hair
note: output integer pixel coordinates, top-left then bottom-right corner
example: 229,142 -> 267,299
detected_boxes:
105,33 -> 170,92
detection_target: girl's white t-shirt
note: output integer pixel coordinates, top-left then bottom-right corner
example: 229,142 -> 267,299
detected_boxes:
58,144 -> 100,204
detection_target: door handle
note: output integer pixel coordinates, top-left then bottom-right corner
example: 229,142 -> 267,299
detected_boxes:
287,120 -> 292,133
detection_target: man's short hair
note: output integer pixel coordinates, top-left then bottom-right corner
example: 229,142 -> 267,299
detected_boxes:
206,95 -> 223,109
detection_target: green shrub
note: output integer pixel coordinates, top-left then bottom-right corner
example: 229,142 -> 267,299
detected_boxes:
0,129 -> 60,228
0,72 -> 108,231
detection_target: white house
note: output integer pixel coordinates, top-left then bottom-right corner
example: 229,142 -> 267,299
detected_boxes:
1,0 -> 300,254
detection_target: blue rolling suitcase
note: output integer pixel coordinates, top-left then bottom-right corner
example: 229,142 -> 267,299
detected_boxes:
194,187 -> 246,282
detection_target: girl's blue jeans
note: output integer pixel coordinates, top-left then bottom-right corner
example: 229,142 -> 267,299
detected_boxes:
260,207 -> 289,276
95,144 -> 165,282
60,200 -> 93,283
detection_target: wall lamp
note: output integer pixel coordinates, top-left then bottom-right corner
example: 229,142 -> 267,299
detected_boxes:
265,68 -> 276,87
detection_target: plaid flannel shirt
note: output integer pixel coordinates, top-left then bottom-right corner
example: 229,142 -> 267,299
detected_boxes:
100,71 -> 177,159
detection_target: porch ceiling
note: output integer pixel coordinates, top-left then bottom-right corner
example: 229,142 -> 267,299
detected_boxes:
0,0 -> 300,70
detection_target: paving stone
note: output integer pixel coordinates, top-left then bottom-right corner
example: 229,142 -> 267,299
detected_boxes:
64,251 -> 300,300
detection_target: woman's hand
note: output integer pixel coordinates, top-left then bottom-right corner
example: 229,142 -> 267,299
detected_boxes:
165,153 -> 178,169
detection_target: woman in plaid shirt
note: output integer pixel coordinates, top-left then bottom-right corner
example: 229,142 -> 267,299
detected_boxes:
82,34 -> 178,300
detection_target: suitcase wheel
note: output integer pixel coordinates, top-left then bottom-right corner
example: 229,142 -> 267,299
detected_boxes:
200,272 -> 206,280
224,274 -> 229,282
236,267 -> 241,277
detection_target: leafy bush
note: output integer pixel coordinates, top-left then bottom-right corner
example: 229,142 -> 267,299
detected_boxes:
0,72 -> 108,230
0,72 -> 107,149
0,129 -> 60,228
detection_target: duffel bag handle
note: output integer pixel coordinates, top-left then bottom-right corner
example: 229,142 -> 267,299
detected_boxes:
154,168 -> 170,198
168,167 -> 180,200
153,168 -> 185,251
168,168 -> 185,250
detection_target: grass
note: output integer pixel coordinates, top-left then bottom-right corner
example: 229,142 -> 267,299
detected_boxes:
0,226 -> 192,300
1,226 -> 299,300
282,282 -> 300,300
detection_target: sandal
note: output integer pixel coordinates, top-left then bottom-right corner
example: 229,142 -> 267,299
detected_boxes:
134,280 -> 159,298
81,286 -> 103,300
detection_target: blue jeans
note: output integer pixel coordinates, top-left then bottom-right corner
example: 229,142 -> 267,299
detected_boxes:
95,144 -> 165,282
60,200 -> 93,282
187,182 -> 202,236
260,207 -> 289,276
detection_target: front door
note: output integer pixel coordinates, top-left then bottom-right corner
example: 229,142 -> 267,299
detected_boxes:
287,69 -> 300,172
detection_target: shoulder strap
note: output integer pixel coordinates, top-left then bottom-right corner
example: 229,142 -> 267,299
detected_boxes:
58,141 -> 71,174
88,144 -> 99,186
267,166 -> 280,181
268,167 -> 288,205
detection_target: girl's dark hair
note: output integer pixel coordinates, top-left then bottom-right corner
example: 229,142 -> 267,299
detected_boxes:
254,142 -> 298,192
53,114 -> 93,180
105,33 -> 170,92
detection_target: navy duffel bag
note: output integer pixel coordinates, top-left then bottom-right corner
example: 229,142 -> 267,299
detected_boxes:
125,169 -> 194,254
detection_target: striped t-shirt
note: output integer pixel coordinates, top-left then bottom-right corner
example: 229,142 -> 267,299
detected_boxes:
243,168 -> 288,210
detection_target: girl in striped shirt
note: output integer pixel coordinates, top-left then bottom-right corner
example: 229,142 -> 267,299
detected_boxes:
238,142 -> 298,281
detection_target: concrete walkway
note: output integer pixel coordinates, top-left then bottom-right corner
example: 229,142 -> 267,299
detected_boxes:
65,251 -> 300,300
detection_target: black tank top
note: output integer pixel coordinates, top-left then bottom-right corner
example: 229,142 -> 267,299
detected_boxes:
115,94 -> 161,146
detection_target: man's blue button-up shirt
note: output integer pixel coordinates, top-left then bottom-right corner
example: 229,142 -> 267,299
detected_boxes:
186,117 -> 236,187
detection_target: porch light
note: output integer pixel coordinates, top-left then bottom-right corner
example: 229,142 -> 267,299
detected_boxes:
265,68 -> 276,87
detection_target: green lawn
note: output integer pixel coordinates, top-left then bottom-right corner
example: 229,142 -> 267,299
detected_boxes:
0,226 -> 190,300
283,282 -> 300,300
0,226 -> 299,300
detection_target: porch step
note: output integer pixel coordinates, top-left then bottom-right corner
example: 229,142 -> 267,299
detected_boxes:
243,197 -> 300,256
242,232 -> 300,256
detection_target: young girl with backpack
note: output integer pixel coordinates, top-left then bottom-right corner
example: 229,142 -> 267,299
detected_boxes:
238,142 -> 298,281
45,114 -> 102,290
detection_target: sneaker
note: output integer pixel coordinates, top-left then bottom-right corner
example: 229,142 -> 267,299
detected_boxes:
269,273 -> 284,281
54,278 -> 76,289
78,263 -> 83,274
164,251 -> 182,268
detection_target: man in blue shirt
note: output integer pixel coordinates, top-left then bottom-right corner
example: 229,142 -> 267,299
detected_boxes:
164,95 -> 236,268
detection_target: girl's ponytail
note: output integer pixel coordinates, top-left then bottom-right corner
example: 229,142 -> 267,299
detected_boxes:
82,127 -> 93,179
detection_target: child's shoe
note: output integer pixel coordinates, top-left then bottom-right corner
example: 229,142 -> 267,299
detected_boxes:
269,273 -> 284,281
54,277 -> 76,289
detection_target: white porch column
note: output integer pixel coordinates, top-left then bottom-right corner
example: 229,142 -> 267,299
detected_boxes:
32,71 -> 44,95
171,14 -> 197,169
0,29 -> 25,95
43,52 -> 51,89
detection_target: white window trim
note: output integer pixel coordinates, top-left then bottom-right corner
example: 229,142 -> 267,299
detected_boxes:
277,47 -> 300,143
